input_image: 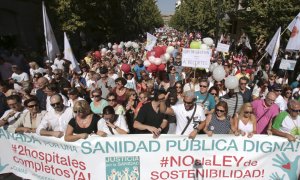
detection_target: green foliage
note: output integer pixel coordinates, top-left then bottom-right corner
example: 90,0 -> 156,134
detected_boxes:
45,0 -> 163,42
170,0 -> 236,37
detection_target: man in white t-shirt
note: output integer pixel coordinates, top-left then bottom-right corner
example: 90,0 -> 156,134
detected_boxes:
54,53 -> 65,71
10,65 -> 29,91
161,91 -> 206,138
272,100 -> 300,142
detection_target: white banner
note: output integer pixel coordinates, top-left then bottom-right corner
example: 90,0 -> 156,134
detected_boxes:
0,128 -> 299,180
216,42 -> 230,52
279,59 -> 297,70
182,48 -> 211,68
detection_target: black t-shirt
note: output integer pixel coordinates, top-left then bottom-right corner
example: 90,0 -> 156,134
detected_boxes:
68,114 -> 100,134
135,102 -> 166,134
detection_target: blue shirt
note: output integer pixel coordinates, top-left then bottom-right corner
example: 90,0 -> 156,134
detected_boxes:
194,92 -> 216,111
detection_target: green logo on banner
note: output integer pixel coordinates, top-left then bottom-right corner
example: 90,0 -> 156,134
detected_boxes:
106,156 -> 140,180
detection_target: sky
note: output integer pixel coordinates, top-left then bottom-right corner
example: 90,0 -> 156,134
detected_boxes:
156,0 -> 177,15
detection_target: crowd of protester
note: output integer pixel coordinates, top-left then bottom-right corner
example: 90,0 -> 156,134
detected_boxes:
0,29 -> 300,143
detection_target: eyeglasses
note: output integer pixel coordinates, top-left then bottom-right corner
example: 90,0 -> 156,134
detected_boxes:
290,109 -> 300,113
216,109 -> 225,113
107,98 -> 116,102
200,85 -> 208,88
50,102 -> 61,107
184,101 -> 194,105
27,104 -> 39,108
93,95 -> 101,98
244,111 -> 253,114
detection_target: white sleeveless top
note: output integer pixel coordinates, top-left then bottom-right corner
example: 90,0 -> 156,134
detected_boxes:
238,119 -> 254,133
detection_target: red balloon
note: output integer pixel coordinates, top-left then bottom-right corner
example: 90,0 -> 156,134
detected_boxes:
94,51 -> 101,58
157,64 -> 166,71
153,46 -> 165,58
121,64 -> 131,74
161,45 -> 167,52
146,50 -> 156,59
147,64 -> 158,72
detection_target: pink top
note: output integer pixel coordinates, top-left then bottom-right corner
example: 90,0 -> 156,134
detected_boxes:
251,99 -> 280,134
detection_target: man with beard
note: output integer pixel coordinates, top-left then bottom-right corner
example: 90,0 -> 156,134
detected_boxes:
36,94 -> 73,138
160,91 -> 206,139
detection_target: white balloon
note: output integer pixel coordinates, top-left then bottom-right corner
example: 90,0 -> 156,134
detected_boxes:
112,44 -> 118,50
164,53 -> 170,61
212,66 -> 226,81
161,58 -> 167,64
132,42 -> 139,49
203,37 -> 214,46
149,56 -> 155,63
225,75 -> 239,90
209,63 -> 217,72
166,46 -> 175,54
144,60 -> 151,67
108,42 -> 112,48
118,45 -> 122,49
101,48 -> 107,54
125,42 -> 130,48
127,41 -> 133,47
153,58 -> 162,65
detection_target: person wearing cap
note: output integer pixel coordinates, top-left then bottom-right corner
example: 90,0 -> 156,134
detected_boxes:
160,90 -> 206,139
36,94 -> 73,138
272,100 -> 300,142
251,92 -> 280,134
67,88 -> 84,108
96,66 -> 116,99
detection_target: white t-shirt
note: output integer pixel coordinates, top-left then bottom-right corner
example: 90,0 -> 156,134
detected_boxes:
275,95 -> 287,111
171,104 -> 206,135
97,115 -> 129,135
30,68 -> 45,77
279,115 -> 300,135
11,72 -> 29,82
54,59 -> 65,70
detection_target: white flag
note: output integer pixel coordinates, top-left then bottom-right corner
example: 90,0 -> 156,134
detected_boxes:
42,1 -> 60,61
266,27 -> 281,56
64,32 -> 81,73
266,27 -> 281,70
287,12 -> 300,31
145,33 -> 157,51
286,16 -> 300,51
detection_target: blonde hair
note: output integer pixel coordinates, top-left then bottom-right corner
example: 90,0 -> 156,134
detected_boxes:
29,61 -> 39,69
73,100 -> 91,114
238,103 -> 255,123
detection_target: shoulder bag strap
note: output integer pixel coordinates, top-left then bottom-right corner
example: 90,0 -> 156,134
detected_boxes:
201,93 -> 209,105
107,115 -> 119,135
256,108 -> 270,124
181,104 -> 197,135
232,93 -> 239,118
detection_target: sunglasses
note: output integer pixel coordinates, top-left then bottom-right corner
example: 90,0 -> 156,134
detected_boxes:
27,104 -> 39,108
275,89 -> 282,92
244,111 -> 253,114
184,101 -> 194,105
210,93 -> 217,96
93,95 -> 101,98
107,98 -> 116,102
290,109 -> 300,113
216,109 -> 225,113
50,102 -> 61,107
73,110 -> 84,114
200,85 -> 208,88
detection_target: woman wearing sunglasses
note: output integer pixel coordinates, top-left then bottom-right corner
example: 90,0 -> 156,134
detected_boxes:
8,97 -> 46,133
232,103 -> 257,138
65,100 -> 99,142
204,101 -> 234,136
90,88 -> 108,116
